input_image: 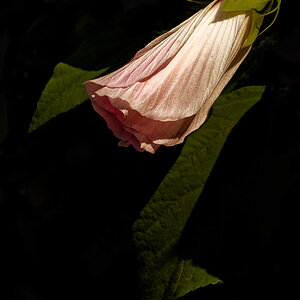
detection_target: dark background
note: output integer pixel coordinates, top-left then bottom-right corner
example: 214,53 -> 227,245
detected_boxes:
0,0 -> 299,299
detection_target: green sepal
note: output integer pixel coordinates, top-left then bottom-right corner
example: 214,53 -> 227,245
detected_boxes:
221,0 -> 271,11
243,8 -> 265,47
222,0 -> 280,47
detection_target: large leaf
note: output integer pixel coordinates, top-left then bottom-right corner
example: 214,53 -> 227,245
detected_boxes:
28,25 -> 130,133
28,30 -> 133,133
133,86 -> 266,300
28,3 -> 161,133
28,64 -> 108,132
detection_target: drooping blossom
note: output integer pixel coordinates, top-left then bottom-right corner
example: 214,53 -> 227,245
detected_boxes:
84,0 -> 253,153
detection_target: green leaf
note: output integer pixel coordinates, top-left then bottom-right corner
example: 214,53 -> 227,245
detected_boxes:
28,63 -> 108,133
28,25 -> 129,133
133,86 -> 266,300
28,3 -> 159,133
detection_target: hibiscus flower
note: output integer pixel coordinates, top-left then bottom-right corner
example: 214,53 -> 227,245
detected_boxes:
84,0 -> 252,153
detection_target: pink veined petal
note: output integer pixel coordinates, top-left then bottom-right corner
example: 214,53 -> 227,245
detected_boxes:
90,94 -> 159,153
98,95 -> 195,148
151,16 -> 253,145
86,0 -> 219,88
100,40 -> 250,150
84,0 -> 253,153
85,1 -> 251,122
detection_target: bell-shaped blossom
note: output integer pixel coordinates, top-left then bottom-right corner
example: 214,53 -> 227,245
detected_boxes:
84,0 -> 252,153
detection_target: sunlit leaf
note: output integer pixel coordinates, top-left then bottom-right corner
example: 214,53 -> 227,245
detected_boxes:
133,86 -> 266,300
28,25 -> 130,133
28,4 -> 159,133
28,64 -> 108,133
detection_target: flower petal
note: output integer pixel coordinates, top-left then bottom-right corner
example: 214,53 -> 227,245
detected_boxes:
90,92 -> 160,153
84,0 -> 253,153
85,1 -> 251,122
87,0 -> 218,88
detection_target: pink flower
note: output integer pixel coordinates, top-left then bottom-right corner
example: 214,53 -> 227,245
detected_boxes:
84,0 -> 252,153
